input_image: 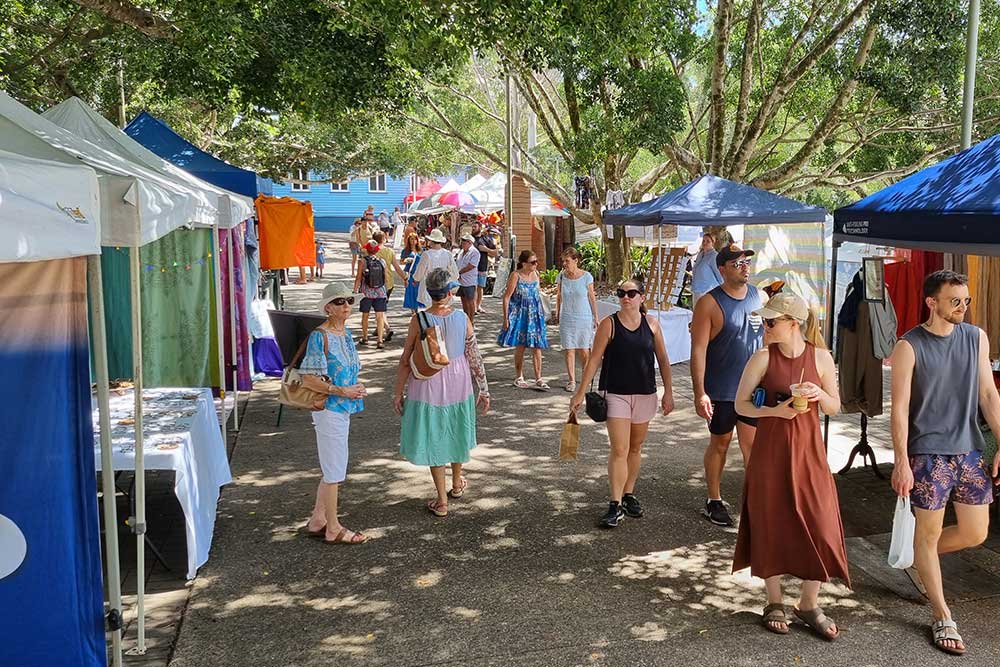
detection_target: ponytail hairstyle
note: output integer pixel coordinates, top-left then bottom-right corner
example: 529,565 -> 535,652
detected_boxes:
619,277 -> 648,315
802,308 -> 826,349
516,249 -> 536,270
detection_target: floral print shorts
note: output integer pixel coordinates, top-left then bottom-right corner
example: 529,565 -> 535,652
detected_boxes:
909,450 -> 994,511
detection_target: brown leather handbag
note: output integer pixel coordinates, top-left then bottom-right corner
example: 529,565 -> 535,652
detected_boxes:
278,331 -> 330,410
410,312 -> 450,379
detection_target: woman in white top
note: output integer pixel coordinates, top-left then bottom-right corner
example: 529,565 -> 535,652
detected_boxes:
412,228 -> 459,308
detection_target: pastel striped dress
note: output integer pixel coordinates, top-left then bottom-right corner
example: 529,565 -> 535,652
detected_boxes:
399,310 -> 477,465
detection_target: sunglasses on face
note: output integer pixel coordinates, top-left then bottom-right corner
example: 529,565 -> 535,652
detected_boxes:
940,297 -> 972,307
616,288 -> 643,299
764,316 -> 793,328
528,259 -> 538,265
331,297 -> 355,306
728,259 -> 752,269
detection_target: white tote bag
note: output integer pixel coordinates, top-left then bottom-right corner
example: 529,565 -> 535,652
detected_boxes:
887,496 -> 915,569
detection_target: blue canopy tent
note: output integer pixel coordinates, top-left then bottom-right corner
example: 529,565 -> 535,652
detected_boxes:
603,174 -> 827,227
834,133 -> 1000,254
124,112 -> 273,198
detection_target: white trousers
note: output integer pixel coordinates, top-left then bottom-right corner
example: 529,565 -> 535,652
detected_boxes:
312,410 -> 351,483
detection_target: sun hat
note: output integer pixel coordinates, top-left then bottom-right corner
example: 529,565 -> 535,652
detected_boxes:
754,291 -> 809,322
318,282 -> 361,316
460,233 -> 475,243
426,228 -> 448,244
425,268 -> 460,300
716,243 -> 756,266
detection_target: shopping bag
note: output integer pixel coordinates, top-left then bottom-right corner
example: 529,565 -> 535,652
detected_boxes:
887,496 -> 915,569
559,413 -> 580,460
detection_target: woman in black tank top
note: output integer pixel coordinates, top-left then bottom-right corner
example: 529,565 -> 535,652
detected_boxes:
570,279 -> 676,528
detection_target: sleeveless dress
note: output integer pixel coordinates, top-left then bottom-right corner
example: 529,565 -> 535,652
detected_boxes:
402,251 -> 421,310
732,343 -> 851,586
400,310 -> 477,466
557,271 -> 595,349
497,277 -> 549,349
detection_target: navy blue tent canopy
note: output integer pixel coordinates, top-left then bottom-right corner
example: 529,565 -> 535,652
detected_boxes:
125,111 -> 273,199
835,133 -> 1000,254
602,174 -> 827,227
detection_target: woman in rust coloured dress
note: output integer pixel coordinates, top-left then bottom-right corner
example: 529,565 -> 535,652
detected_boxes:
733,292 -> 850,641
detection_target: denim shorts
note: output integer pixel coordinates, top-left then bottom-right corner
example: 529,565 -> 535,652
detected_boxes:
910,450 -> 994,511
477,271 -> 488,287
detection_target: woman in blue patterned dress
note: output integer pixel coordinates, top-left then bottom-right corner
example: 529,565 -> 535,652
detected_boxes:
394,269 -> 491,517
401,233 -> 422,313
497,250 -> 550,390
299,282 -> 369,544
554,247 -> 598,392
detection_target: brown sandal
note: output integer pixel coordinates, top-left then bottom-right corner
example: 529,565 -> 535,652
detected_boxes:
762,603 -> 789,635
794,607 -> 839,641
323,527 -> 369,545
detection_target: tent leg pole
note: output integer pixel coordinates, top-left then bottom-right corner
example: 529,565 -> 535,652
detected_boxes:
88,256 -> 124,667
226,229 -> 239,431
212,223 -> 228,444
823,242 -> 840,450
126,243 -> 147,656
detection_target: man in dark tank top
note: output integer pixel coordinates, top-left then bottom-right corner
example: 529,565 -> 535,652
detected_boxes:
890,270 -> 1000,656
690,243 -> 765,527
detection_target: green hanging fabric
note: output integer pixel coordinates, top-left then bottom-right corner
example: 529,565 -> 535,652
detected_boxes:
99,246 -> 133,381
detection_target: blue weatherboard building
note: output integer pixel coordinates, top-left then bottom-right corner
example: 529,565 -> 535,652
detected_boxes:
273,171 -> 468,232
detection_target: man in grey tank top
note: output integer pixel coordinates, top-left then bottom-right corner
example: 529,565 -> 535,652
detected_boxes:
690,243 -> 765,527
890,270 -> 1000,656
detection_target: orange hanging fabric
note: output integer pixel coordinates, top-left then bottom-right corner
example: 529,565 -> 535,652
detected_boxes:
255,195 -> 316,269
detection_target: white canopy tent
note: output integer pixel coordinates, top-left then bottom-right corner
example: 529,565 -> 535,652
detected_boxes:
458,173 -> 486,192
0,148 -> 125,665
42,97 -> 254,225
43,97 -> 251,427
0,92 -> 225,658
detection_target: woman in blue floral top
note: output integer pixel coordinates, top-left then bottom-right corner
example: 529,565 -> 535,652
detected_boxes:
497,249 -> 550,390
299,282 -> 369,544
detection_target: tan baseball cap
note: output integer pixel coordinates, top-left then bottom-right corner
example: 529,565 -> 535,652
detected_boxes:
754,292 -> 809,322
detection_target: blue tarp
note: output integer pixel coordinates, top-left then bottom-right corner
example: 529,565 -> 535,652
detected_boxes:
602,174 -> 827,227
125,111 -> 273,199
835,134 -> 1000,253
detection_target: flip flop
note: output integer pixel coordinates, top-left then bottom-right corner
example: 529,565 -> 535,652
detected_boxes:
426,500 -> 448,517
323,527 -> 369,545
793,607 -> 839,641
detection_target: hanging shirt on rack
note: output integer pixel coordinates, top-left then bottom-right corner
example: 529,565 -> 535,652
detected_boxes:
836,270 -> 898,416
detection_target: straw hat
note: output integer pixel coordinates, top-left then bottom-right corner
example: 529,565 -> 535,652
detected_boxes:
318,282 -> 361,316
426,228 -> 448,244
460,233 -> 475,243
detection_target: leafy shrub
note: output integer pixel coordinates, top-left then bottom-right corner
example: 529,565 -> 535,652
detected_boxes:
539,267 -> 561,286
578,239 -> 606,281
630,245 -> 652,281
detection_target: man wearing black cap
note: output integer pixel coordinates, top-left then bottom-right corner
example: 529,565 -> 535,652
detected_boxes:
690,243 -> 765,526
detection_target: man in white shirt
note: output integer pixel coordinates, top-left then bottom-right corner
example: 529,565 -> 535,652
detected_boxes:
457,233 -> 481,321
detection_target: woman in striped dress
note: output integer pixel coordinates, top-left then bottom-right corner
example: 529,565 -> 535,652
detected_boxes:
394,268 -> 491,517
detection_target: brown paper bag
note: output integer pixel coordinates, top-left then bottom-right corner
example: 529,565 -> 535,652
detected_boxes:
559,413 -> 580,460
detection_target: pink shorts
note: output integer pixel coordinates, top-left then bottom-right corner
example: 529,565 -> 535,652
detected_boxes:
606,393 -> 658,423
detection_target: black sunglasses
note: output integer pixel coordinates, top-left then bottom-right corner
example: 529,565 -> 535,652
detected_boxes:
616,288 -> 643,299
528,259 -> 538,264
331,297 -> 355,306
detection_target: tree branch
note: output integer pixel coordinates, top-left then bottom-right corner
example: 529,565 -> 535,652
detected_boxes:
706,0 -> 732,172
724,0 -> 762,174
69,0 -> 176,39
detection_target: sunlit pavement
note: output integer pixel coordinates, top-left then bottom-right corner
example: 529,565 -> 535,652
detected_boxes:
168,234 -> 1000,667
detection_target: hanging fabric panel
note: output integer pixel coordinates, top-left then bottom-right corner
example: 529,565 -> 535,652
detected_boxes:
255,195 -> 316,269
0,258 -> 104,667
219,226 -> 252,390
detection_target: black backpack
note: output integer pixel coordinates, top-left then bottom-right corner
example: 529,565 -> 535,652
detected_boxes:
363,255 -> 386,289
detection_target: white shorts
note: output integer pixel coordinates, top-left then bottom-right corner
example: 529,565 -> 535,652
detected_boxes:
312,410 -> 351,483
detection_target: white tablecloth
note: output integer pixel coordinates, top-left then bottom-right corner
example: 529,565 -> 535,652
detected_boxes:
595,300 -> 693,364
93,387 -> 231,579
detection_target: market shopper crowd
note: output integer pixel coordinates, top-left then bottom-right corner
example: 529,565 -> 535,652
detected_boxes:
294,218 -> 1000,657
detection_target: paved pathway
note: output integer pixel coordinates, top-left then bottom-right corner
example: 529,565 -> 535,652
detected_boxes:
167,234 -> 1000,666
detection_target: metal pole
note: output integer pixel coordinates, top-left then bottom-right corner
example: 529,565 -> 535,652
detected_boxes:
823,241 -> 840,448
127,239 -> 146,655
88,255 -> 123,667
212,223 -> 228,442
961,0 -> 981,150
226,225 -> 239,431
505,72 -> 515,258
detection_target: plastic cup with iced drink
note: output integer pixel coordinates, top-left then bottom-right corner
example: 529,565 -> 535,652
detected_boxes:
789,384 -> 810,412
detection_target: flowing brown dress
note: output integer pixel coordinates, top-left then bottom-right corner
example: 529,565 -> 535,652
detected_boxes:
733,343 -> 851,586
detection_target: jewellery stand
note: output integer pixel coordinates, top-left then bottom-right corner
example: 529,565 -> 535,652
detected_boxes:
836,413 -> 884,479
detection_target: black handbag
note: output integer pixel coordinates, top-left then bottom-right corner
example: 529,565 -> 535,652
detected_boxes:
584,379 -> 607,423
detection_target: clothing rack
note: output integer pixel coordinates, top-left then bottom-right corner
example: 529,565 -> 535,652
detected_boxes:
836,414 -> 885,479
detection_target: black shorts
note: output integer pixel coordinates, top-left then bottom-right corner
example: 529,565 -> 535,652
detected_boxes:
708,400 -> 758,435
360,297 -> 387,313
458,285 -> 477,300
